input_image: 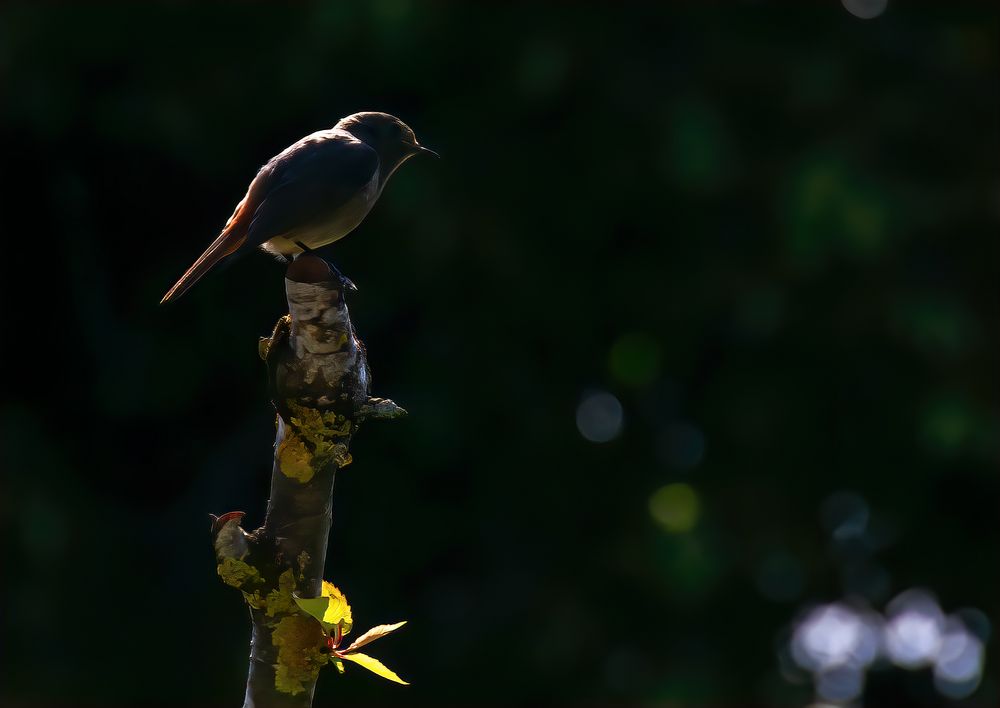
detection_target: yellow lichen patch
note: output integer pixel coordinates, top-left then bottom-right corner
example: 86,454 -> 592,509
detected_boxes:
277,428 -> 315,483
266,569 -> 299,618
329,417 -> 352,438
277,403 -> 355,482
288,403 -> 324,435
271,614 -> 327,695
242,590 -> 266,609
217,558 -> 260,588
288,403 -> 352,443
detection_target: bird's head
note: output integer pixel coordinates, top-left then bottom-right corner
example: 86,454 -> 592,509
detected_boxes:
337,111 -> 437,178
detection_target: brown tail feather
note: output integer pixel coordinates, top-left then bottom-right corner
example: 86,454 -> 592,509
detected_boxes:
160,230 -> 246,304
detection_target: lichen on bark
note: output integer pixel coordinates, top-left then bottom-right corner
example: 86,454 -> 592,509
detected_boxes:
217,558 -> 261,589
265,569 -> 299,618
271,614 -> 328,696
276,403 -> 354,483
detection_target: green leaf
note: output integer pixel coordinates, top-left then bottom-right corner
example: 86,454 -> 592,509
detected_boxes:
294,595 -> 331,624
343,621 -> 407,653
340,652 -> 409,685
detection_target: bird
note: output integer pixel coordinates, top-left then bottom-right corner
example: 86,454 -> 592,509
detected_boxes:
160,111 -> 437,304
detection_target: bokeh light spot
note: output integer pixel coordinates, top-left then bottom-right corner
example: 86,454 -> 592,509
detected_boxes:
841,0 -> 888,20
884,589 -> 945,669
649,483 -> 700,533
955,607 -> 992,643
815,665 -> 864,703
921,395 -> 974,454
576,390 -> 624,443
791,603 -> 881,673
653,533 -> 720,594
892,296 -> 976,357
609,332 -> 661,387
934,619 -> 984,699
786,590 -> 990,703
781,156 -> 890,271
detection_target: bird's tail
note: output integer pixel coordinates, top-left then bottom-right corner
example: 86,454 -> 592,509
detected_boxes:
160,229 -> 246,304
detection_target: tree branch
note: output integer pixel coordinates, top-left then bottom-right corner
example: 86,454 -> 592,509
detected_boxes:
209,255 -> 404,708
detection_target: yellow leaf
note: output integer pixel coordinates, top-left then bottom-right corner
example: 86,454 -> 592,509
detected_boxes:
343,621 -> 407,653
294,581 -> 353,635
321,581 -> 343,598
340,652 -> 409,685
321,581 -> 353,634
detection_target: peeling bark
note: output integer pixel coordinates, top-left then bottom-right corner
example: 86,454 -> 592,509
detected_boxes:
208,255 -> 405,708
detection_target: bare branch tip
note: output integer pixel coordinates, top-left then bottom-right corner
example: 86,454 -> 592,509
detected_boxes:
285,255 -> 334,284
359,397 -> 408,421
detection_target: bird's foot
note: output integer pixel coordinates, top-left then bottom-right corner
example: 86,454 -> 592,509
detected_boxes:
328,263 -> 358,293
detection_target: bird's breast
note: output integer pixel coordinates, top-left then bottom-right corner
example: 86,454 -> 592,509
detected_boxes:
263,168 -> 381,255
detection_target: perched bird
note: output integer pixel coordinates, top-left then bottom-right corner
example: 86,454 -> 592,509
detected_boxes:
160,111 -> 436,303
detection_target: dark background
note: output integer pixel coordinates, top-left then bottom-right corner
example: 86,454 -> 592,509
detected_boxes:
1,1 -> 997,706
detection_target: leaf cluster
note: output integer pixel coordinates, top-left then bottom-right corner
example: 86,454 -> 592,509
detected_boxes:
294,582 -> 408,685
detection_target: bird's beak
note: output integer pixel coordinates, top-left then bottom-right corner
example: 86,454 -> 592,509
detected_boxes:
412,144 -> 440,159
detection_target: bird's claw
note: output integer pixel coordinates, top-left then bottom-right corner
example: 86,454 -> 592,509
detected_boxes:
336,270 -> 359,292
327,262 -> 358,293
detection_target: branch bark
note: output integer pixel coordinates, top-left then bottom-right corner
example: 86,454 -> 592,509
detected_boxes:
209,255 -> 405,708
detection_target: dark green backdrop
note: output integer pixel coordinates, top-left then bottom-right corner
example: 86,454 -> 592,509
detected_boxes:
1,2 -> 996,706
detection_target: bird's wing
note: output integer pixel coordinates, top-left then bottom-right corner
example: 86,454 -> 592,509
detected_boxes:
245,134 -> 380,247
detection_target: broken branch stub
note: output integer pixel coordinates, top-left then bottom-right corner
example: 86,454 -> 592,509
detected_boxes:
264,256 -> 370,416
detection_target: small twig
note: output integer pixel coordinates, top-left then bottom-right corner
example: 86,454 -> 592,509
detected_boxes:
357,397 -> 408,421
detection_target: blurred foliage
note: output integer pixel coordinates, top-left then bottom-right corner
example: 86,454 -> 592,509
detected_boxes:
0,1 -> 997,706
